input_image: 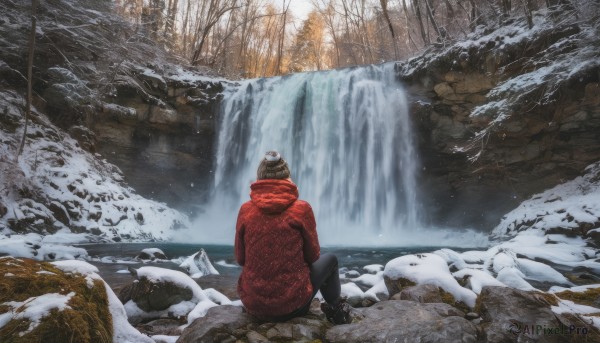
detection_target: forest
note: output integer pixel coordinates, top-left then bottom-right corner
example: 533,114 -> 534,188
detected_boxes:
114,0 -> 592,78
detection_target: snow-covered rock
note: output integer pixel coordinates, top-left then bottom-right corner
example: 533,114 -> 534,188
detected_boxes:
119,266 -> 219,324
493,161 -> 600,240
0,257 -> 152,343
177,249 -> 219,278
340,282 -> 365,307
452,268 -> 506,294
383,253 -> 477,308
136,248 -> 168,261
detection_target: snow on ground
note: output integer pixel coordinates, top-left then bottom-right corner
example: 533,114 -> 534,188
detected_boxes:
164,65 -> 229,85
549,284 -> 600,293
185,300 -> 219,326
0,90 -> 191,261
151,335 -> 179,343
0,233 -> 88,260
492,161 -> 600,239
0,90 -> 190,248
215,260 -> 239,268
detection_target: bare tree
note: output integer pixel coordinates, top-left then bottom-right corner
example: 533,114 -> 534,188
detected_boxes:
275,0 -> 291,75
17,0 -> 38,161
191,0 -> 240,65
380,0 -> 399,59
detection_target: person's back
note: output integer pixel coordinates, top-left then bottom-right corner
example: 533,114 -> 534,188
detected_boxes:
235,151 -> 351,323
235,178 -> 318,319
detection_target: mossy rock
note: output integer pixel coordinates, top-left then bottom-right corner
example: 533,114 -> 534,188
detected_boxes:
554,287 -> 600,307
439,288 -> 471,313
0,257 -> 112,342
383,275 -> 416,297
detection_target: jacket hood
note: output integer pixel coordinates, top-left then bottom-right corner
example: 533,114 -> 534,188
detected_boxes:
250,179 -> 299,214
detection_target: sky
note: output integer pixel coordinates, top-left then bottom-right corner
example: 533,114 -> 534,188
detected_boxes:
280,0 -> 313,20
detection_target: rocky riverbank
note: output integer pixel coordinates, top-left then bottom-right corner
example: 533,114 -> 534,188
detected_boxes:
3,243 -> 600,342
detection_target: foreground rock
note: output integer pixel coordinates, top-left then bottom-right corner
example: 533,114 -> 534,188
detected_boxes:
0,257 -> 152,343
326,300 -> 477,342
177,300 -> 476,343
0,257 -> 112,342
177,304 -> 330,343
477,286 -> 599,342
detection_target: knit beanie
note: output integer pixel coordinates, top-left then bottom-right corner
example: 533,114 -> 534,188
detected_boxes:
257,151 -> 291,180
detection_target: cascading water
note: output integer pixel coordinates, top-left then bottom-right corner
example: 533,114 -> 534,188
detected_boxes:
201,63 -> 422,245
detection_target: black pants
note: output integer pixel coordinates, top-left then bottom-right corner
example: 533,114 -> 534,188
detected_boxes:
274,253 -> 341,321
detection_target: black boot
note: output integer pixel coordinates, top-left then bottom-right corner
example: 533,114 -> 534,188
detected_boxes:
320,297 -> 351,325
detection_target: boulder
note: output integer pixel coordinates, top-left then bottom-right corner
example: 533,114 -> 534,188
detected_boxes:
325,300 -> 476,342
177,305 -> 255,343
135,318 -> 185,337
119,272 -> 194,313
477,286 -> 598,342
178,304 -> 331,343
392,284 -> 444,303
136,248 -> 168,261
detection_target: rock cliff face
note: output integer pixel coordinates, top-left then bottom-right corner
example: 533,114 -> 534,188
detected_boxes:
89,67 -> 225,214
397,14 -> 600,229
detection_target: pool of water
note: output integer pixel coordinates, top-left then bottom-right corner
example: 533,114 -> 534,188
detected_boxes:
79,243 -> 484,297
80,242 -> 477,272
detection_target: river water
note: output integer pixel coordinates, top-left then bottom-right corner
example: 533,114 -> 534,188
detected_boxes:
82,242 -> 475,277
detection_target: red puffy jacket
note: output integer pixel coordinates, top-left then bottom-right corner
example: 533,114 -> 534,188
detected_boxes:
235,179 -> 319,319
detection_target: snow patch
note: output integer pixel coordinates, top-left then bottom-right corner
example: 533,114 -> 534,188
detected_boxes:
384,253 -> 477,307
0,292 -> 74,335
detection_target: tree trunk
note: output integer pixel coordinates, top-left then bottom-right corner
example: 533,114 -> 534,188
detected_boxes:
401,0 -> 419,51
424,0 -> 442,40
412,0 -> 429,45
521,0 -> 534,28
341,0 -> 358,65
275,0 -> 290,75
380,0 -> 399,59
17,0 -> 38,161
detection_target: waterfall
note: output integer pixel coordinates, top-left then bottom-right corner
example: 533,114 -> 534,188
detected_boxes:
203,63 -> 422,246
